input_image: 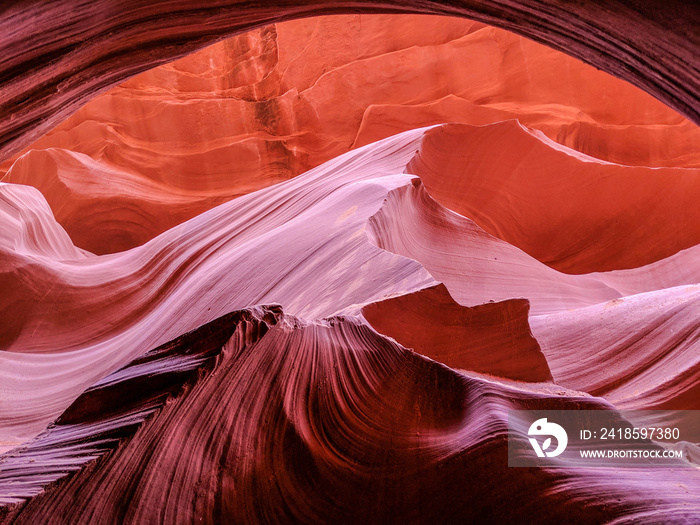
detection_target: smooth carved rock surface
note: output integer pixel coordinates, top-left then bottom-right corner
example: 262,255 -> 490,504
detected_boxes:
0,125 -> 699,489
407,122 -> 700,273
361,284 -> 553,382
2,15 -> 699,256
0,0 -> 698,165
1,7 -> 700,525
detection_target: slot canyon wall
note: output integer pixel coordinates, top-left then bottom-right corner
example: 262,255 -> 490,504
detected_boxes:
1,2 -> 699,524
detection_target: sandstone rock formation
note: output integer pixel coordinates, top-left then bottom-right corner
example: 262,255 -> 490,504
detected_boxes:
4,306 -> 700,524
1,0 -> 698,165
1,6 -> 700,525
2,15 -> 698,258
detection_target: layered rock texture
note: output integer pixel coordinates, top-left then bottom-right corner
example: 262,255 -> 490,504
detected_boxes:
1,7 -> 700,525
1,0 -> 699,162
3,15 -> 699,257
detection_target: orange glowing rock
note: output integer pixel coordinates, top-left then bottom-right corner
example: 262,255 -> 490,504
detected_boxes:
407,122 -> 700,273
2,15 -> 698,256
362,284 -> 552,382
